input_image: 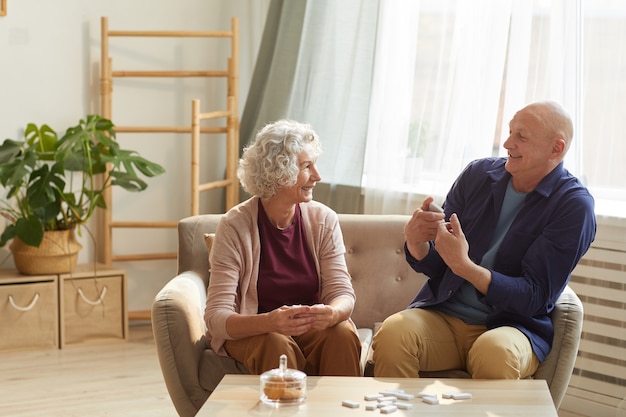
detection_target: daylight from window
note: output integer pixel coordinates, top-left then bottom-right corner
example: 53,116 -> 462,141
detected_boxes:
366,0 -> 625,217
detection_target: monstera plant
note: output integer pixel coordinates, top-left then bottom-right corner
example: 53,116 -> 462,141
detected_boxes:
0,114 -> 165,273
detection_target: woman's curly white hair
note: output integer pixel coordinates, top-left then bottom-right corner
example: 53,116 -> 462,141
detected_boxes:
238,119 -> 322,198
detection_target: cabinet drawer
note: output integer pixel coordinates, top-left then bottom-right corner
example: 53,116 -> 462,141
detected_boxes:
0,279 -> 59,351
61,275 -> 125,345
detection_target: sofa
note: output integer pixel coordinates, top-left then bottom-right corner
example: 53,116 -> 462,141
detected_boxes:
152,213 -> 583,417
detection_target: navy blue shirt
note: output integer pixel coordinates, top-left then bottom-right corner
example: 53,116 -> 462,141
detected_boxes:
406,157 -> 596,362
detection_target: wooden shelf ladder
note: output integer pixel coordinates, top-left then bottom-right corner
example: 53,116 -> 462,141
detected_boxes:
99,17 -> 240,320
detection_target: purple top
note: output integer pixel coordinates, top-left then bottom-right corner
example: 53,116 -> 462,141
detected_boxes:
257,201 -> 320,313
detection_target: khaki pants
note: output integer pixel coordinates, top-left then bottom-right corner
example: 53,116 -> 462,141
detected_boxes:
372,308 -> 539,379
224,320 -> 362,376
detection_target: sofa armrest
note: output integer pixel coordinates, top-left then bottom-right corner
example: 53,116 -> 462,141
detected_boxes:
534,285 -> 584,409
152,271 -> 210,417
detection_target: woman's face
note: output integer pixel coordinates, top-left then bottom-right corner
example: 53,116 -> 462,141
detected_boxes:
277,144 -> 321,204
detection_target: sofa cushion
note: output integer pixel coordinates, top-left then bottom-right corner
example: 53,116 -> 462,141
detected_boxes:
357,328 -> 373,375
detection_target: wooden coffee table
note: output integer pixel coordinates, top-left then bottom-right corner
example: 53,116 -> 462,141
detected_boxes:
198,374 -> 558,416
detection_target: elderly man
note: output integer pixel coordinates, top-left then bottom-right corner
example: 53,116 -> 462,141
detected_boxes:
372,101 -> 596,379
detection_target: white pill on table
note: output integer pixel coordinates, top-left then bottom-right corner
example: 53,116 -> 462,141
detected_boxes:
380,405 -> 398,414
422,395 -> 439,405
342,399 -> 360,408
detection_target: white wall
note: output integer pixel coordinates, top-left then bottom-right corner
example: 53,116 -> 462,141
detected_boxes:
0,0 -> 269,312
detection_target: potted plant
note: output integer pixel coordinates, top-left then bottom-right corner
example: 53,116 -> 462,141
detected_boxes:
0,114 -> 165,274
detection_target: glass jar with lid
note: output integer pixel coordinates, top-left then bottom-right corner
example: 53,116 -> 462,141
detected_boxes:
260,354 -> 307,405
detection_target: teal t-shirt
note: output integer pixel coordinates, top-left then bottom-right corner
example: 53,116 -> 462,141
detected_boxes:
434,179 -> 527,324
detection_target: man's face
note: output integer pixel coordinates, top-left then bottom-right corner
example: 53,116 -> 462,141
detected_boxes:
503,108 -> 559,191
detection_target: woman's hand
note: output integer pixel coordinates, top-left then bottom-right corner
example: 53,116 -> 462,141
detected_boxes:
264,297 -> 351,336
292,304 -> 338,331
267,305 -> 316,336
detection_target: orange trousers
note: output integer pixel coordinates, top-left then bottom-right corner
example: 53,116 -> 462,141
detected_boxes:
224,320 -> 362,376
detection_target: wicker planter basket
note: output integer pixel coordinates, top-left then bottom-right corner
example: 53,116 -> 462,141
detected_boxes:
10,229 -> 82,275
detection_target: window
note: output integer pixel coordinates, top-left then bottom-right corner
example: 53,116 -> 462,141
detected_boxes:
581,0 -> 626,216
362,0 -> 625,217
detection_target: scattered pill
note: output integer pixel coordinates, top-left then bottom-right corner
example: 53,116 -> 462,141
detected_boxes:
395,392 -> 414,401
378,396 -> 397,402
451,392 -> 473,400
422,395 -> 439,405
380,405 -> 398,414
396,401 -> 413,410
364,394 -> 382,401
365,403 -> 378,411
342,400 -> 360,408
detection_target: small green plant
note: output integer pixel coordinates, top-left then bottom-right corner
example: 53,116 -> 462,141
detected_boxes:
0,114 -> 165,247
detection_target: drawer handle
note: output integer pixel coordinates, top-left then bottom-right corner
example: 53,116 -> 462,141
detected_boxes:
8,293 -> 40,311
77,286 -> 108,306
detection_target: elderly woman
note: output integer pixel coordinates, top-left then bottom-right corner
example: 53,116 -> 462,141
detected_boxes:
204,119 -> 361,376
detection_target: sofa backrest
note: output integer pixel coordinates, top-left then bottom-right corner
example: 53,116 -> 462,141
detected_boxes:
337,214 -> 426,329
177,213 -> 427,329
177,214 -> 222,280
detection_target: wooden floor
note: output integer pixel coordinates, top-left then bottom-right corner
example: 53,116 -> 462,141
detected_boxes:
0,322 -> 177,417
0,322 -> 585,417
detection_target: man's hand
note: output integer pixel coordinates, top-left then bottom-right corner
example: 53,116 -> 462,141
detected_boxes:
434,213 -> 491,294
404,197 -> 445,260
434,213 -> 469,270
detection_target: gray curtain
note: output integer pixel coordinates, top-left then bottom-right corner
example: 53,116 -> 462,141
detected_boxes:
240,0 -> 379,213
